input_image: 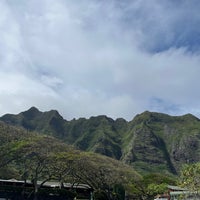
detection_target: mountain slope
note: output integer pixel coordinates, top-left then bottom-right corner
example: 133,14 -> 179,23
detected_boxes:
122,111 -> 200,174
1,108 -> 200,175
1,107 -> 66,138
0,120 -> 140,194
1,108 -> 124,160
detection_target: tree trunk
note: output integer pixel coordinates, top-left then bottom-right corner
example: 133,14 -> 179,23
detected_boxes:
34,179 -> 38,200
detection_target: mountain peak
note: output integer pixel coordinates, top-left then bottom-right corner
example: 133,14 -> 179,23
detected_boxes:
45,109 -> 64,121
27,106 -> 40,112
181,113 -> 200,121
22,106 -> 41,119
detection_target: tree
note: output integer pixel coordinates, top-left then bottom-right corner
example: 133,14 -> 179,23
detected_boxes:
71,152 -> 140,200
128,173 -> 176,200
14,136 -> 70,200
47,150 -> 82,188
0,124 -> 142,200
180,163 -> 200,198
146,183 -> 167,199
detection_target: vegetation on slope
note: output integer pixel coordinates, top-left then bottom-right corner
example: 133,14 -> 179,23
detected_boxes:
2,108 -> 200,176
0,121 -> 141,199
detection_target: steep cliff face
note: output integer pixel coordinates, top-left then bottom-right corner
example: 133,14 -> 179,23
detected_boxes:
66,115 -> 123,159
1,108 -> 200,175
120,111 -> 200,174
121,124 -> 176,174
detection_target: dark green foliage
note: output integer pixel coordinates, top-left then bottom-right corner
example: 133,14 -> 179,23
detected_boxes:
113,184 -> 125,200
142,173 -> 176,185
94,190 -> 109,200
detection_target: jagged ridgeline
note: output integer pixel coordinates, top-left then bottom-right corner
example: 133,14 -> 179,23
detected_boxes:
1,107 -> 200,175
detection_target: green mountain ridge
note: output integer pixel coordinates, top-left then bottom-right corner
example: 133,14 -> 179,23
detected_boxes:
1,107 -> 200,175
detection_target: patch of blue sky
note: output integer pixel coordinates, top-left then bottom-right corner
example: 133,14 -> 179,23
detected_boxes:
149,97 -> 183,116
116,0 -> 200,53
148,19 -> 200,53
146,32 -> 200,54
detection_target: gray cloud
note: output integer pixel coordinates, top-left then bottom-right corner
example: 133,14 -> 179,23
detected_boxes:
1,0 -> 200,120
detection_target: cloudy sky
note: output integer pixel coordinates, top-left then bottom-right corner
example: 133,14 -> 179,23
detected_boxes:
1,0 -> 200,120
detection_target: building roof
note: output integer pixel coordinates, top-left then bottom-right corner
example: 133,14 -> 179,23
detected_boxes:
0,179 -> 92,190
167,185 -> 187,191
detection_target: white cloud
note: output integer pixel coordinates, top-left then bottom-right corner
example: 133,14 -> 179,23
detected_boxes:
0,0 -> 200,120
